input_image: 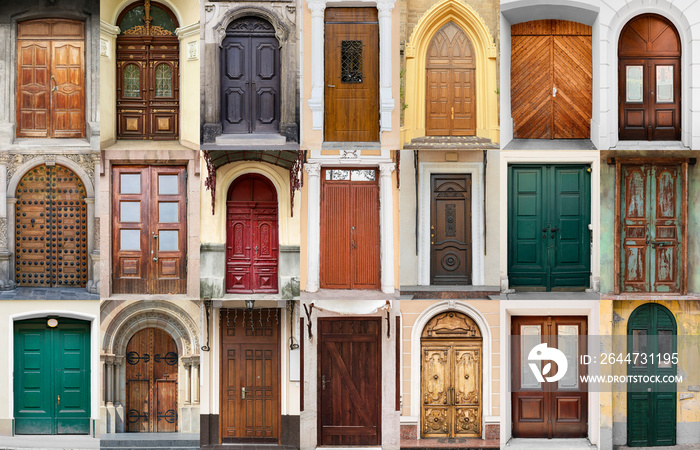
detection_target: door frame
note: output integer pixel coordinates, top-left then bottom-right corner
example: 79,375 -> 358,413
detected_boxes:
612,157 -> 689,295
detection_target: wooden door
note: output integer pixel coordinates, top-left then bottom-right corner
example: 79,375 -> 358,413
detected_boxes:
17,19 -> 85,138
126,328 -> 178,433
320,168 -> 380,290
112,165 -> 187,294
430,174 -> 472,284
14,319 -> 90,435
421,312 -> 481,438
511,20 -> 592,139
619,163 -> 684,293
508,165 -> 591,290
511,316 -> 587,438
619,15 -> 681,141
15,164 -> 88,287
426,22 -> 476,136
627,303 -> 677,446
318,318 -> 381,445
226,174 -> 279,293
220,308 -> 281,443
221,17 -> 281,134
324,8 -> 379,142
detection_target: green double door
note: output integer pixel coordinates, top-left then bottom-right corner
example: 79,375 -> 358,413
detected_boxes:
508,165 -> 591,290
14,319 -> 90,435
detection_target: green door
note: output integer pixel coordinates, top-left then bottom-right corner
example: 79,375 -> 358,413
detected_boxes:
14,319 -> 90,435
627,303 -> 677,447
508,165 -> 591,290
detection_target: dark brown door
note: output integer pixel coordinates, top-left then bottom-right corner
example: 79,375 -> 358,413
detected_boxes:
320,168 -> 380,290
221,17 -> 281,134
324,8 -> 379,142
15,164 -> 88,287
126,328 -> 178,433
220,308 -> 281,443
430,174 -> 472,284
511,316 -> 587,438
226,174 -> 279,293
318,318 -> 381,445
17,19 -> 85,138
112,165 -> 187,294
619,14 -> 681,141
426,22 -> 476,136
511,20 -> 592,139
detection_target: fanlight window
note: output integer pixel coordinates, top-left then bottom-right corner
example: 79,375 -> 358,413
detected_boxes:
155,64 -> 172,97
123,64 -> 140,98
118,2 -> 177,36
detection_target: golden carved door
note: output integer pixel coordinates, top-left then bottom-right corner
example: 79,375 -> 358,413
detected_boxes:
421,312 -> 482,438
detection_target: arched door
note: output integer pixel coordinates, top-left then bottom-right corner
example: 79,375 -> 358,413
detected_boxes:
421,311 -> 482,438
221,17 -> 281,135
226,174 -> 279,293
627,303 -> 677,446
126,327 -> 178,432
619,14 -> 681,140
15,164 -> 88,287
426,22 -> 476,136
116,1 -> 179,140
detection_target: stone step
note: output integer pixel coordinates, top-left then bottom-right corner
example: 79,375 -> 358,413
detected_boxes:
215,133 -> 287,146
100,440 -> 199,448
101,447 -> 198,450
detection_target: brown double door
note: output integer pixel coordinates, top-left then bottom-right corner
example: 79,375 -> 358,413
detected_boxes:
511,20 -> 592,139
431,174 -> 472,284
320,168 -> 380,289
324,8 -> 379,142
126,328 -> 178,432
318,318 -> 381,446
511,316 -> 587,438
15,164 -> 88,287
220,309 -> 280,443
112,166 -> 187,294
17,19 -> 85,138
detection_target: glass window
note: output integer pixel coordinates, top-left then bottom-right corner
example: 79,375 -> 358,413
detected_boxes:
120,230 -> 141,251
123,64 -> 140,98
325,170 -> 350,181
658,330 -> 673,368
120,174 -> 141,194
341,40 -> 363,83
633,329 -> 647,367
120,201 -> 140,222
656,66 -> 674,103
557,325 -> 579,389
155,64 -> 172,97
351,169 -> 376,181
158,175 -> 178,195
159,230 -> 178,251
158,202 -> 178,223
521,325 -> 541,389
626,66 -> 644,102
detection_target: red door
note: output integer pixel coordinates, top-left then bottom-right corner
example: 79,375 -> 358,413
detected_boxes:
226,174 -> 279,293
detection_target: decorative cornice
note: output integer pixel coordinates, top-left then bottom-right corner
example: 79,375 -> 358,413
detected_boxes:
100,19 -> 120,38
176,22 -> 200,40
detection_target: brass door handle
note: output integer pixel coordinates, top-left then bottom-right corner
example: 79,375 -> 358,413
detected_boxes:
57,395 -> 60,405
451,107 -> 454,120
51,75 -> 58,92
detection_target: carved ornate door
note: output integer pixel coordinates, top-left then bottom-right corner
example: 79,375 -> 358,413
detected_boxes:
221,17 -> 281,134
112,165 -> 187,294
226,174 -> 279,293
430,174 -> 472,284
421,312 -> 482,438
324,8 -> 379,142
116,1 -> 179,140
17,19 -> 85,138
318,318 -> 381,445
15,164 -> 88,287
320,168 -> 380,289
126,328 -> 178,432
220,309 -> 281,443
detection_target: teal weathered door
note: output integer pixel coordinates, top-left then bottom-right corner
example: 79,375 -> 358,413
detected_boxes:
627,303 -> 677,446
508,165 -> 591,290
14,319 -> 90,435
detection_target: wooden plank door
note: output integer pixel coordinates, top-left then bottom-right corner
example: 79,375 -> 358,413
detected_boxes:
318,318 -> 381,446
430,174 -> 472,284
511,316 -> 587,438
321,168 -> 380,290
553,34 -> 592,138
324,8 -> 379,142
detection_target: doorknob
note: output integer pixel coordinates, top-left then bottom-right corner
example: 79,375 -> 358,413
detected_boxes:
241,387 -> 246,399
322,375 -> 328,390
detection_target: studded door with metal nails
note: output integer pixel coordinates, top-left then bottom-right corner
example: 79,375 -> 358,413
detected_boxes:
15,164 -> 88,287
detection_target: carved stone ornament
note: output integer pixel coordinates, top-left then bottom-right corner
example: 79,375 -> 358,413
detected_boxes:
422,311 -> 482,338
0,218 -> 7,248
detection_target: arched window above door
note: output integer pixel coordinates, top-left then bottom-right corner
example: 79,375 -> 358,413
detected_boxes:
118,0 -> 178,36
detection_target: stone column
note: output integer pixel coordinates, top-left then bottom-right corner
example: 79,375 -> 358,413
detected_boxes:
88,154 -> 100,294
0,153 -> 12,290
377,0 -> 396,132
379,163 -> 395,294
114,356 -> 125,432
106,359 -> 114,405
192,363 -> 200,404
307,0 -> 326,129
305,163 -> 321,292
183,361 -> 191,404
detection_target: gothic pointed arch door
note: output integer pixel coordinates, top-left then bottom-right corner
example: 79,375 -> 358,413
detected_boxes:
116,1 -> 179,140
126,327 -> 178,432
426,22 -> 476,136
221,17 -> 281,135
619,14 -> 681,140
226,174 -> 279,293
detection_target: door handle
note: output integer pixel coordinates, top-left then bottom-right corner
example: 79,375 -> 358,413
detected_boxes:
255,245 -> 258,254
552,86 -> 557,97
327,84 -> 335,88
451,107 -> 454,120
152,233 -> 159,262
241,387 -> 246,399
57,395 -> 60,405
322,375 -> 328,390
51,75 -> 58,92
650,241 -> 674,247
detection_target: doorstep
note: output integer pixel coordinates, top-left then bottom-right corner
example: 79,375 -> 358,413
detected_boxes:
503,139 -> 597,150
0,287 -> 99,300
602,293 -> 700,301
403,136 -> 499,150
504,438 -> 595,449
400,285 -> 500,300
489,292 -> 601,301
202,445 -> 298,450
401,437 -> 500,449
301,289 -> 399,301
0,434 -> 99,449
611,140 -> 689,150
100,432 -> 199,450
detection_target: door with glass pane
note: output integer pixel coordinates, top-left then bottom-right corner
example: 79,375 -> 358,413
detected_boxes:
511,316 -> 587,438
112,166 -> 187,294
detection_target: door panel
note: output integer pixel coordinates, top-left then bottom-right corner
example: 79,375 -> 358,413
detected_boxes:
17,41 -> 50,137
553,35 -> 592,139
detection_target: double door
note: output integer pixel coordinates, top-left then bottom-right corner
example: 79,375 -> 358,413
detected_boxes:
126,328 -> 178,432
508,165 -> 591,290
17,19 -> 85,138
14,319 -> 90,435
112,166 -> 187,294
